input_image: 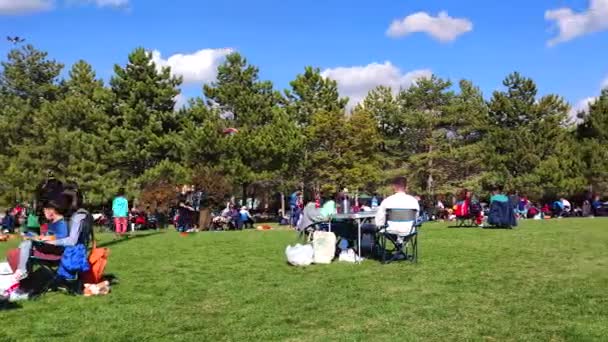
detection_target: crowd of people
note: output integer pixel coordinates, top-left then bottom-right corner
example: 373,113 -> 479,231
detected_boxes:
434,191 -> 607,223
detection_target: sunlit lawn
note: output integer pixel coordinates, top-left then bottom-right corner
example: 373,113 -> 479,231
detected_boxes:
1,218 -> 608,341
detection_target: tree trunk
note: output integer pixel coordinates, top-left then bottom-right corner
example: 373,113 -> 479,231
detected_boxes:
280,192 -> 285,219
426,144 -> 434,194
198,207 -> 211,231
242,183 -> 248,208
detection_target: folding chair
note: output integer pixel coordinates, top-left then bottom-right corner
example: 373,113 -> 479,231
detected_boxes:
27,210 -> 95,295
376,209 -> 420,264
456,214 -> 475,227
298,221 -> 331,243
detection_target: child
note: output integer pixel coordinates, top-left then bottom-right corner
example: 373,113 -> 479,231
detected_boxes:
13,199 -> 68,281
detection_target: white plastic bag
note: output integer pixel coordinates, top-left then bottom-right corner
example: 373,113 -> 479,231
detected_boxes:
285,244 -> 314,266
0,274 -> 18,296
312,231 -> 336,264
0,262 -> 13,275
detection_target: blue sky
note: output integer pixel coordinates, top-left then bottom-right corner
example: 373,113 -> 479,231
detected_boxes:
1,0 -> 607,112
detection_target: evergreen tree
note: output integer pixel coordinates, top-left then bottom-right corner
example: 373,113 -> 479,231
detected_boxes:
3,61 -> 116,203
485,72 -> 585,198
341,108 -> 383,192
286,66 -> 348,126
577,89 -> 608,192
361,86 -> 403,162
399,75 -> 454,195
109,47 -> 182,182
203,53 -> 301,200
305,109 -> 349,193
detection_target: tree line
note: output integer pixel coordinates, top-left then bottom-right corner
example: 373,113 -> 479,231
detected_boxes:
0,45 -> 607,208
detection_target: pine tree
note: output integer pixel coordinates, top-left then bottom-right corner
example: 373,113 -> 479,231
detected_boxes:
3,60 -> 117,204
0,45 -> 64,202
109,47 -> 182,182
485,72 -> 585,198
203,53 -> 301,200
399,75 -> 454,195
286,66 -> 348,126
577,89 -> 608,192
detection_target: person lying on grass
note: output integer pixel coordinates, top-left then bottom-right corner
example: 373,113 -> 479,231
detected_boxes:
13,198 -> 69,282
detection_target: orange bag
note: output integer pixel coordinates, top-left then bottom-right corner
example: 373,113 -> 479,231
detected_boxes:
81,240 -> 109,284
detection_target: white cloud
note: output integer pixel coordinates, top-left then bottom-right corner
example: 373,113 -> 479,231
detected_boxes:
546,0 -> 608,46
0,0 -> 53,15
67,0 -> 129,8
151,48 -> 233,85
387,11 -> 473,42
321,61 -> 432,108
569,75 -> 608,122
569,97 -> 596,122
174,93 -> 188,110
91,0 -> 128,7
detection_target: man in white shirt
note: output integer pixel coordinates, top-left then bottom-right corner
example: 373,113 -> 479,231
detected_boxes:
375,177 -> 420,235
561,198 -> 571,213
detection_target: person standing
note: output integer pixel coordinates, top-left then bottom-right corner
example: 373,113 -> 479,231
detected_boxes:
177,201 -> 195,232
289,190 -> 302,227
112,188 -> 129,236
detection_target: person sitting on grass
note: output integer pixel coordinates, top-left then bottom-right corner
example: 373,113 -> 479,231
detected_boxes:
12,198 -> 69,282
2,209 -> 15,234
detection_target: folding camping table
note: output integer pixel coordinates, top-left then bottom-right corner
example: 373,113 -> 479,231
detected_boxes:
330,211 -> 377,264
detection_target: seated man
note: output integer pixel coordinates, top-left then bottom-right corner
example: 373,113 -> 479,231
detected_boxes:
13,198 -> 69,281
375,177 -> 420,238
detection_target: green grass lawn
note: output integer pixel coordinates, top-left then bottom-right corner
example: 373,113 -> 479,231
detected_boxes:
1,219 -> 608,341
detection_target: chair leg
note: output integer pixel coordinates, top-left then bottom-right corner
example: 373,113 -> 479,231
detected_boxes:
413,235 -> 418,263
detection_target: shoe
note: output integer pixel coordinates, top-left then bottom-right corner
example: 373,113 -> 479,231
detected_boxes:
8,289 -> 29,302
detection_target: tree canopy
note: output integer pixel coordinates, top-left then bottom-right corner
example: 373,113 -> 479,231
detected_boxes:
0,44 -> 603,207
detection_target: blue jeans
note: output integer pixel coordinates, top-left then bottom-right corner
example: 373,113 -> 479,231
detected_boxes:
290,205 -> 300,226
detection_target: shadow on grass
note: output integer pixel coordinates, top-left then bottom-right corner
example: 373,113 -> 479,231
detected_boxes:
0,301 -> 21,311
447,225 -> 480,229
482,225 -> 515,230
97,231 -> 165,248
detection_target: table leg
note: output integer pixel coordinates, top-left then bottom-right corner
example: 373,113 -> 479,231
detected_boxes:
357,219 -> 361,264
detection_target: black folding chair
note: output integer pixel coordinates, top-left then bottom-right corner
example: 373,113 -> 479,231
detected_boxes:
26,209 -> 94,296
376,209 -> 420,264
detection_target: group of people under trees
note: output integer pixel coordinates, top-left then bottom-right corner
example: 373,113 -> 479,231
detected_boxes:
211,203 -> 255,230
436,189 -> 606,225
288,182 -> 607,233
110,191 -> 197,234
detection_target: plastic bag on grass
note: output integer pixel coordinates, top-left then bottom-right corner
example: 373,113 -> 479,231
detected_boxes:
285,244 -> 314,266
312,231 -> 336,264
